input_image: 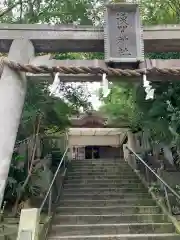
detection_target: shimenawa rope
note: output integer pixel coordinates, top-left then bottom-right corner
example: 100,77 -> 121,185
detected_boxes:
0,57 -> 180,77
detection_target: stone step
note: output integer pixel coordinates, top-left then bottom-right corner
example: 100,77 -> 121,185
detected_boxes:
66,175 -> 137,179
63,188 -> 148,194
66,175 -> 139,180
70,163 -> 124,167
50,223 -> 175,236
52,214 -> 169,225
70,166 -> 127,169
69,165 -> 126,168
61,193 -> 150,200
67,171 -> 135,175
59,199 -> 156,207
70,167 -> 127,170
70,161 -> 127,164
67,172 -> 135,176
70,165 -> 126,167
56,206 -> 161,215
70,165 -> 125,168
69,164 -> 129,168
48,233 -> 180,240
63,183 -> 144,188
71,159 -> 126,162
68,165 -> 131,169
68,167 -> 134,174
64,179 -> 142,184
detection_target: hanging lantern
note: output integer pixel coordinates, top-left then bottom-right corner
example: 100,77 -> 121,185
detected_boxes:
104,2 -> 144,67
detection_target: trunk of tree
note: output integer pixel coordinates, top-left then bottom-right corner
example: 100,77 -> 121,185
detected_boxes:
12,115 -> 41,215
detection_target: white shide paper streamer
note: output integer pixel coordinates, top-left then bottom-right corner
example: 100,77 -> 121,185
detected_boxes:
143,73 -> 155,100
102,73 -> 110,97
50,72 -> 61,96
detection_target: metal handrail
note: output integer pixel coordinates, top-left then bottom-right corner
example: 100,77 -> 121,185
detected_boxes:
126,146 -> 180,212
40,146 -> 68,212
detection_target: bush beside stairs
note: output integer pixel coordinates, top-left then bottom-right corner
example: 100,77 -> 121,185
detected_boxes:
48,159 -> 180,240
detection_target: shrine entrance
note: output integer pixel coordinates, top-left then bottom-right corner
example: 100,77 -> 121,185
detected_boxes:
73,145 -> 122,160
85,146 -> 100,160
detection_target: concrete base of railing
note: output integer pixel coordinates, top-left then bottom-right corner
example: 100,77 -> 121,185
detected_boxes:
123,144 -> 138,170
136,169 -> 180,233
127,160 -> 180,234
17,208 -> 40,240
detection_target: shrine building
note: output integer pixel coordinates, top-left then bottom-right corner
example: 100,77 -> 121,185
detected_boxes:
68,111 -> 128,160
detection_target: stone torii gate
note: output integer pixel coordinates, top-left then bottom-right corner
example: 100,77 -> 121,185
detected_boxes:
0,2 -> 180,210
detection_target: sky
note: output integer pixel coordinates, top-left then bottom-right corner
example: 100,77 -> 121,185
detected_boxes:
49,74 -> 102,110
87,82 -> 102,110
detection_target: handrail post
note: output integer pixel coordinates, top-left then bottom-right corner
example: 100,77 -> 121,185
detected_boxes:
145,166 -> 150,186
63,155 -> 66,169
48,189 -> 52,216
164,185 -> 172,214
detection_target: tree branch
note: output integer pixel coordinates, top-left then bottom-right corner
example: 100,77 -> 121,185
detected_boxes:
0,1 -> 20,18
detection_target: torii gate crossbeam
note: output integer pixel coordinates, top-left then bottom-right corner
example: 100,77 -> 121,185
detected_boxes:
0,24 -> 180,53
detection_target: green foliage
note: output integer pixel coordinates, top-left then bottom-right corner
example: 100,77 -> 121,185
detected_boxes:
5,152 -> 33,204
100,80 -> 180,146
0,0 -> 94,24
100,82 -> 140,130
18,80 -> 92,140
4,151 -> 53,207
147,52 -> 180,60
139,0 -> 180,25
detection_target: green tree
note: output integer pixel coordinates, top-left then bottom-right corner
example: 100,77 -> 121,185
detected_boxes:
0,0 -> 94,24
19,81 -> 92,140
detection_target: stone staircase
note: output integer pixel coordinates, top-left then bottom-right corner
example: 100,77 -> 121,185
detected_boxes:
48,159 -> 180,240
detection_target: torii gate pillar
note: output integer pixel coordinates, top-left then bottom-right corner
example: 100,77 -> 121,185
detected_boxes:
0,39 -> 34,208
